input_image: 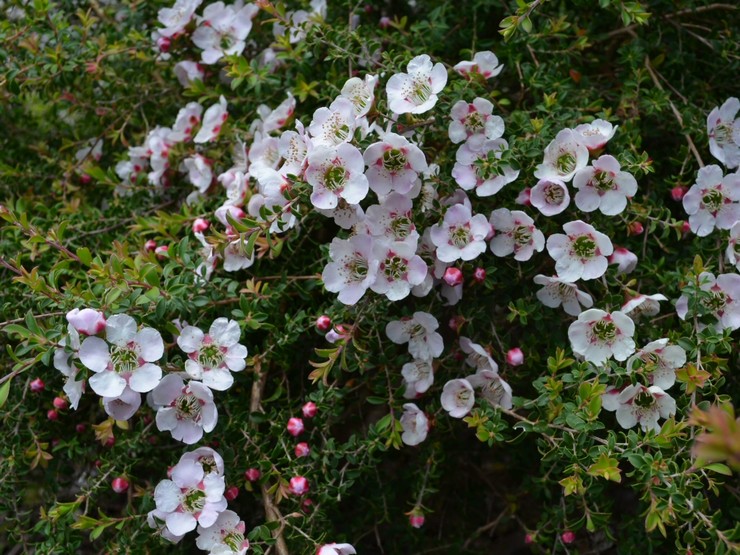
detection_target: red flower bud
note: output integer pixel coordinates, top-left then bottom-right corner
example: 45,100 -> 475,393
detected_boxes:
53,397 -> 69,410
315,315 -> 332,332
443,267 -> 463,287
302,401 -> 318,418
225,486 -> 239,501
244,468 -> 261,482
111,477 -> 129,493
30,378 -> 45,393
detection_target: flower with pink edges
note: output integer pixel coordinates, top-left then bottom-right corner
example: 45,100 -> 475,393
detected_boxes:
452,138 -> 519,197
196,510 -> 250,555
151,374 -> 218,445
323,234 -> 380,306
530,178 -> 571,216
707,97 -> 740,168
364,133 -> 428,197
371,239 -> 428,301
305,144 -> 369,209
386,54 -> 447,114
534,129 -> 589,182
194,96 -> 228,144
602,384 -> 676,432
608,247 -> 638,274
676,271 -> 740,332
626,339 -> 686,390
546,220 -> 613,282
430,204 -> 491,263
448,98 -> 504,147
453,51 -> 504,79
489,208 -> 545,262
573,119 -> 617,151
66,308 -> 106,336
682,165 -> 740,236
567,309 -> 635,365
573,155 -> 638,215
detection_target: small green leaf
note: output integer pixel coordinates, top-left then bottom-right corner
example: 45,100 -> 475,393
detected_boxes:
0,380 -> 11,408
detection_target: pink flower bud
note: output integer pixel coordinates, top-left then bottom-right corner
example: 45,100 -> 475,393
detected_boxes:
30,378 -> 45,392
524,533 -> 534,544
294,442 -> 310,458
506,347 -> 524,366
627,221 -> 644,236
379,16 -> 391,28
156,36 -> 171,53
301,497 -> 314,512
473,267 -> 486,283
515,187 -> 532,206
104,436 -> 116,448
225,486 -> 239,501
53,397 -> 69,410
409,514 -> 425,528
681,220 -> 691,234
302,401 -> 318,418
144,239 -> 157,252
316,315 -> 332,332
671,186 -> 687,201
443,267 -> 463,287
287,417 -> 304,437
192,218 -> 210,233
111,477 -> 129,493
47,409 -> 59,421
561,530 -> 575,544
244,468 -> 261,482
66,308 -> 106,335
79,173 -> 92,185
155,245 -> 169,258
448,315 -> 464,332
608,247 -> 638,274
75,423 -> 86,433
289,476 -> 309,495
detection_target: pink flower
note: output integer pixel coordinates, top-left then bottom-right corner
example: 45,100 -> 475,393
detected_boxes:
66,308 -> 107,336
244,468 -> 261,482
53,396 -> 69,410
289,476 -> 309,495
608,247 -> 638,274
443,267 -> 463,287
295,442 -> 311,457
409,512 -> 425,528
30,378 -> 45,392
561,530 -> 576,544
316,315 -> 332,331
192,217 -> 210,233
287,417 -> 305,437
506,348 -> 524,366
302,401 -> 318,418
112,477 -> 130,493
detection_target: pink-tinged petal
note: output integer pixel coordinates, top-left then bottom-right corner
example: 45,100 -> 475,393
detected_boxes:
311,188 -> 338,209
581,256 -> 608,280
89,370 -> 126,398
103,387 -> 141,420
79,337 -> 110,372
152,373 -> 185,405
154,479 -> 182,512
202,367 -> 234,391
129,363 -> 162,393
175,420 -> 204,444
599,190 -> 628,215
105,314 -> 137,345
616,406 -> 638,429
137,327 -> 164,362
177,326 -> 204,353
689,210 -> 716,236
166,512 -> 197,536
156,407 -> 179,432
172,459 -> 205,488
184,359 -> 205,380
209,318 -> 241,347
574,188 -> 601,212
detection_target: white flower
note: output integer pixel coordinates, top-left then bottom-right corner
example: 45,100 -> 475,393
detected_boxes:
441,378 -> 475,418
196,510 -> 250,555
530,178 -> 571,216
177,318 -> 247,391
626,339 -> 686,390
707,97 -> 740,168
546,220 -> 613,281
386,312 -> 443,360
363,132 -> 428,197
53,325 -> 85,410
278,121 -> 310,179
66,308 -> 106,336
307,97 -> 357,147
726,221 -> 740,271
340,74 -> 378,118
74,139 -> 103,164
147,508 -> 186,544
568,309 -> 635,365
174,61 -> 205,87
365,193 -> 419,247
371,239 -> 428,301
169,102 -> 203,143
305,144 -> 369,209
154,458 -> 227,536
608,247 -> 638,275
448,98 -> 504,147
103,386 -> 142,421
78,314 -> 163,398
621,293 -> 667,319
452,138 -> 519,197
386,54 -> 447,114
402,358 -> 434,398
151,374 -> 218,444
573,119 -> 617,152
676,271 -> 740,331
181,154 -> 213,194
316,199 -> 365,230
534,129 -> 589,182
682,165 -> 740,236
323,234 -> 380,305
178,446 -> 225,477
453,51 -> 503,79
223,234 -> 255,272
194,96 -> 228,143
533,275 -> 593,316
158,0 -> 202,37
318,544 -> 356,555
192,2 -> 259,64
400,403 -> 429,446
465,369 -> 513,409
604,384 -> 676,433
489,208 -> 545,261
572,155 -> 638,215
430,204 -> 491,263
459,337 -> 499,373
260,93 -> 296,134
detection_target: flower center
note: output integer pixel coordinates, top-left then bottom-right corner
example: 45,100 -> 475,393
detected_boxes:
449,225 -> 471,248
556,151 -> 576,174
223,530 -> 248,551
456,389 -> 471,405
572,235 -> 597,258
410,79 -> 432,104
345,255 -> 369,282
407,360 -> 431,381
390,215 -> 414,239
110,345 -> 139,374
182,488 -> 206,513
199,456 -> 218,475
382,148 -> 407,173
382,255 -> 408,280
634,390 -> 656,409
198,343 -> 224,369
175,393 -> 202,421
701,188 -> 724,213
555,282 -> 576,299
324,165 -> 347,191
592,319 -> 617,342
543,183 -> 565,205
481,379 -> 506,405
701,290 -> 727,312
591,169 -> 615,192
513,225 -> 532,246
465,112 -> 484,132
713,122 -> 733,145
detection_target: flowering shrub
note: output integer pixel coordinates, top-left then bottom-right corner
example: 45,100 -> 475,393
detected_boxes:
1,1 -> 740,554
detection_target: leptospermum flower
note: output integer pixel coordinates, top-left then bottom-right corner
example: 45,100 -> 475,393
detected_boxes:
363,133 -> 428,197
448,98 -> 505,147
441,378 -> 475,418
466,369 -> 513,410
430,204 -> 491,263
196,510 -> 250,555
546,220 -> 613,281
66,308 -> 106,336
174,60 -> 205,87
676,271 -> 740,332
53,325 -> 85,410
626,339 -> 686,390
151,374 -> 218,444
170,102 -> 203,142
317,543 -> 357,555
489,208 -> 545,262
322,234 -> 380,305
621,293 -> 668,319
192,2 -> 259,64
534,129 -> 589,182
307,97 -> 357,147
572,155 -> 638,215
181,154 -> 213,196
402,358 -> 435,398
400,403 -> 429,446
177,318 -> 247,391
573,119 -> 617,152
153,457 -> 227,536
707,97 -> 740,169
726,221 -> 740,271
194,96 -> 228,143
316,199 -> 365,230
340,74 -> 379,119
278,121 -> 310,179
365,193 -> 419,247
459,337 -> 499,373
179,446 -> 225,477
608,247 -> 638,274
305,144 -> 369,209
103,386 -> 142,421
533,275 -> 594,316
568,309 -> 635,365
386,54 -> 447,114
386,312 -> 444,360
530,178 -> 571,216
452,138 -> 519,197
79,314 -> 163,398
453,51 -> 504,79
371,239 -> 428,301
157,0 -> 202,37
682,165 -> 740,236
602,384 -> 676,433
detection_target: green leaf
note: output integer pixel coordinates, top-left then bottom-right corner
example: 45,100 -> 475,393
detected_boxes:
0,379 -> 10,408
76,247 -> 92,266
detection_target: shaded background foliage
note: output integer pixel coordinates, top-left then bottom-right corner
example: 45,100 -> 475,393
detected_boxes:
1,0 -> 739,553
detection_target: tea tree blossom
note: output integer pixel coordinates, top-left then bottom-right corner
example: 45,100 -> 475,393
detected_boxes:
546,220 -> 613,281
572,155 -> 638,215
533,275 -> 594,316
676,272 -> 740,331
181,154 -> 213,195
196,510 -> 250,555
489,208 -> 545,261
452,138 -> 519,197
466,369 -> 513,410
530,178 -> 571,216
147,508 -> 186,544
174,61 -> 205,87
170,102 -> 203,142
430,204 -> 491,263
79,314 -> 164,398
621,293 -> 668,319
316,199 -> 365,230
318,544 -> 357,555
177,318 -> 247,391
371,239 -> 428,301
386,312 -> 443,360
459,337 -> 499,373
568,309 -> 635,365
278,122 -> 310,179
53,325 -> 85,410
223,234 -> 255,272
153,458 -> 227,535
608,246 -> 638,274
151,374 -> 218,444
453,51 -> 504,79
194,96 -> 228,143
386,54 -> 447,114
66,308 -> 106,336
682,165 -> 740,236
305,144 -> 369,209
322,234 -> 380,305
363,133 -> 428,197
626,339 -> 686,390
402,358 -> 435,398
289,476 -> 309,495
192,2 -> 259,64
726,221 -> 740,271
441,378 -> 475,418
103,386 -> 142,421
573,119 -> 617,152
534,129 -> 589,182
307,97 -> 357,147
158,0 -> 202,37
603,384 -> 676,433
365,193 -> 419,247
400,403 -> 429,446
707,97 -> 740,168
448,98 -> 505,147
180,446 -> 225,477
340,74 -> 378,118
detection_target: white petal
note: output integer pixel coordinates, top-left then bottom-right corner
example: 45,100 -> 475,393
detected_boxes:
106,314 -> 137,345
78,337 -> 110,372
89,370 -> 126,397
129,363 -> 162,393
